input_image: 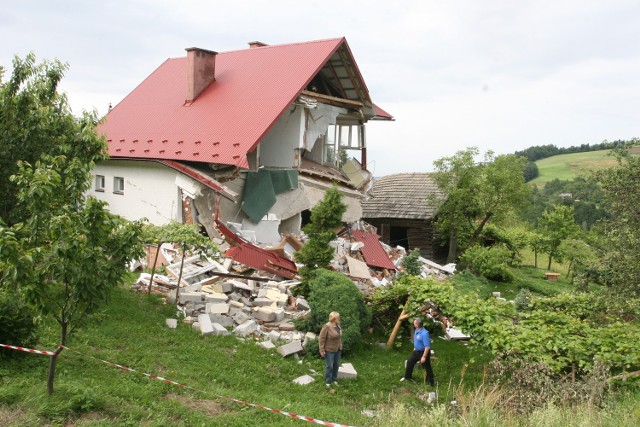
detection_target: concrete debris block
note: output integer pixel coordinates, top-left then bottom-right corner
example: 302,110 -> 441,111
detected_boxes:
222,257 -> 233,271
291,331 -> 304,341
233,311 -> 251,325
211,323 -> 230,336
303,332 -> 316,347
221,281 -> 233,293
202,283 -> 224,294
292,374 -> 315,385
205,292 -> 229,303
253,297 -> 274,307
228,292 -> 241,302
229,300 -> 244,309
166,292 -> 177,305
265,289 -> 288,305
206,303 -> 230,315
269,330 -> 281,343
259,340 -> 276,350
229,280 -> 253,292
228,306 -> 242,317
165,318 -> 178,329
209,314 -> 234,328
277,340 -> 304,357
492,292 -> 501,298
446,327 -> 471,340
496,297 -> 507,302
295,298 -> 310,311
180,284 -> 202,292
337,363 -> 357,380
351,241 -> 365,251
253,307 -> 276,322
234,319 -> 257,337
279,322 -> 296,331
179,292 -> 203,303
197,314 -> 214,335
192,322 -> 200,331
240,297 -> 253,307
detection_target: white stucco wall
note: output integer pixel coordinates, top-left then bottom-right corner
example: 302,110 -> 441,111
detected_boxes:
258,105 -> 304,168
89,160 -> 182,225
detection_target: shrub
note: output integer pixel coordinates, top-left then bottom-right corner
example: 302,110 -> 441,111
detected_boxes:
0,292 -> 37,358
459,244 -> 515,282
296,269 -> 371,352
401,248 -> 422,276
514,288 -> 532,311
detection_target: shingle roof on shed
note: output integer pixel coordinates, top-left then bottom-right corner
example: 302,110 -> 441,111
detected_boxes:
362,173 -> 442,220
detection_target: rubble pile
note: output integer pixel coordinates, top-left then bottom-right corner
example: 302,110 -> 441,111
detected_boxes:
133,254 -> 317,354
132,220 -> 456,357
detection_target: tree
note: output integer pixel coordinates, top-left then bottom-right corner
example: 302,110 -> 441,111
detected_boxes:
538,205 -> 579,270
0,54 -> 145,394
0,53 -> 72,225
596,148 -> 640,297
558,238 -> 597,281
432,148 -> 531,263
294,184 -> 346,286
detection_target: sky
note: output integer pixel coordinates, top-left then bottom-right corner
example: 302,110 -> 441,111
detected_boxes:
2,1 -> 639,176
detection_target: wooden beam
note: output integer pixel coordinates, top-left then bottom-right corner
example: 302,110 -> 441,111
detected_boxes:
300,90 -> 363,108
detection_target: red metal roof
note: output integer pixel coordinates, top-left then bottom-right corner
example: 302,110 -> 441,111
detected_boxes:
99,38 -> 368,169
372,103 -> 394,121
350,230 -> 397,270
225,243 -> 298,279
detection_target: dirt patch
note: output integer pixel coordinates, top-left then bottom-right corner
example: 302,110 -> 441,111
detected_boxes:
63,411 -> 107,426
167,393 -> 228,417
0,406 -> 37,426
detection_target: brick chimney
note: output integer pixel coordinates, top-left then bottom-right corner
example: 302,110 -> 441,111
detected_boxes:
248,41 -> 268,48
185,47 -> 218,102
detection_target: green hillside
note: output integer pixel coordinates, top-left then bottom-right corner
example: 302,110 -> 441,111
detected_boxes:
529,146 -> 640,187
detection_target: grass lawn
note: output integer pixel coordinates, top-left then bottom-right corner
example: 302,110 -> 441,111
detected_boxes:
0,285 -> 493,426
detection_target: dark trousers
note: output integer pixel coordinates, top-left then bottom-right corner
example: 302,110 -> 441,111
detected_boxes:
404,349 -> 435,386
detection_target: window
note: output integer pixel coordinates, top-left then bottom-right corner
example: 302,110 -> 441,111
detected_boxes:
95,175 -> 105,192
324,124 -> 365,167
113,177 -> 125,194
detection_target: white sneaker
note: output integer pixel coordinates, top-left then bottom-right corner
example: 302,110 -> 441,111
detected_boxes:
326,383 -> 331,388
400,377 -> 406,382
332,381 -> 338,386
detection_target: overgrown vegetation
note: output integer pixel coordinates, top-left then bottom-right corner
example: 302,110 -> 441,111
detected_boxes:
296,269 -> 371,353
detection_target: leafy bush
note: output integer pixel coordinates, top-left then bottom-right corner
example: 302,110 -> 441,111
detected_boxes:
0,292 -> 37,358
459,244 -> 515,282
368,278 -> 411,332
401,248 -> 422,276
295,269 -> 371,352
514,288 -> 532,311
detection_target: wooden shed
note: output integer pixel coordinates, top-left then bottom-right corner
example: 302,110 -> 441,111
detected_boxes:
362,173 -> 447,262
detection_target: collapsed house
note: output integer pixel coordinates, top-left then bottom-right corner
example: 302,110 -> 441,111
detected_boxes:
92,38 -> 393,240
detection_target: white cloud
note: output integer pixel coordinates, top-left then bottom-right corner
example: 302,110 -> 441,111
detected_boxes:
2,0 -> 639,175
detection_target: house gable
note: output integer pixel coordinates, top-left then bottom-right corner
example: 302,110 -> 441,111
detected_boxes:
98,38 -> 375,169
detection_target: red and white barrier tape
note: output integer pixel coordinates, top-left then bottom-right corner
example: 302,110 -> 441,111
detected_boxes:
60,346 -> 355,427
0,343 -> 62,356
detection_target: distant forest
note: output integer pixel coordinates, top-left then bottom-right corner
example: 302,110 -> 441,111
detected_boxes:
516,139 -> 637,181
515,139 -> 634,162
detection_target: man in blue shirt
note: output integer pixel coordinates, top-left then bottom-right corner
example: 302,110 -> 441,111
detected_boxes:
400,317 -> 435,386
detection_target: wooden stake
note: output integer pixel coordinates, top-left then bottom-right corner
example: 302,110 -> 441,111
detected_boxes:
386,309 -> 410,350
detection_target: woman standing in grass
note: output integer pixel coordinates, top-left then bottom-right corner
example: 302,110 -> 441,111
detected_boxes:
319,311 -> 343,388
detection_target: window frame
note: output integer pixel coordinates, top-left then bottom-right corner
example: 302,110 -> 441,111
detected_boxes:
113,176 -> 125,195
